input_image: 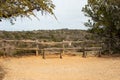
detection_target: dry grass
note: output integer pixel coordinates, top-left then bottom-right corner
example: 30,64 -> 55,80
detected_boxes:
0,55 -> 120,80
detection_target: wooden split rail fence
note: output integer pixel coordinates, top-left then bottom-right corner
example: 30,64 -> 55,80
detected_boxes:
0,40 -> 103,59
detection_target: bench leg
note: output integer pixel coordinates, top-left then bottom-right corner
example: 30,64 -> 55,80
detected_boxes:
42,50 -> 45,59
82,51 -> 87,58
98,51 -> 102,57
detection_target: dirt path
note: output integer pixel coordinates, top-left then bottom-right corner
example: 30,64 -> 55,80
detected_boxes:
0,56 -> 120,80
0,65 -> 5,80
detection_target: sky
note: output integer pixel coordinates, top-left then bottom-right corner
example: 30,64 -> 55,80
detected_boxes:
0,0 -> 88,31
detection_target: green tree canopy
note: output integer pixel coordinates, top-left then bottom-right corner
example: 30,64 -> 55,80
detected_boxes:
0,0 -> 55,22
83,0 -> 120,29
82,0 -> 120,53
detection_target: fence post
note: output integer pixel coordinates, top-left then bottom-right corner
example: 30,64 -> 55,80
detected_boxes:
63,40 -> 65,54
82,42 -> 87,58
60,50 -> 63,59
98,42 -> 102,57
82,47 -> 87,58
35,40 -> 39,56
60,40 -> 65,59
42,49 -> 45,59
3,40 -> 6,57
3,41 -> 6,57
98,50 -> 101,57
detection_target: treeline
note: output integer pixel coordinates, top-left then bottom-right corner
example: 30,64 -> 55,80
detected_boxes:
0,29 -> 92,42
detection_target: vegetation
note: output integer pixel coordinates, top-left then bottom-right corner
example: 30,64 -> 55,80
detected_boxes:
0,29 -> 92,41
82,0 -> 120,54
0,0 -> 55,23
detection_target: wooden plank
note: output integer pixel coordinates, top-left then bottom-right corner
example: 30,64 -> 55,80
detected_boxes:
15,48 -> 38,50
0,40 -> 36,43
85,47 -> 102,51
14,47 -> 102,51
43,47 -> 82,50
0,40 -> 103,46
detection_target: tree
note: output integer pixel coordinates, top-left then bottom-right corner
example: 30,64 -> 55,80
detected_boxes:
0,0 -> 55,22
82,0 -> 120,53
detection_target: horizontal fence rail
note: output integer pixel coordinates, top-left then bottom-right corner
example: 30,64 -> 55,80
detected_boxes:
0,40 -> 103,58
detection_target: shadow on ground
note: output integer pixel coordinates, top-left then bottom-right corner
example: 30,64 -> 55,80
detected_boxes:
0,65 -> 5,80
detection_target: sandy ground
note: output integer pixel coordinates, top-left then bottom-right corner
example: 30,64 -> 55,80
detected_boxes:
0,55 -> 120,80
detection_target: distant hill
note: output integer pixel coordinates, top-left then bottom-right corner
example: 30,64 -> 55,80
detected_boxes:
0,29 -> 92,41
